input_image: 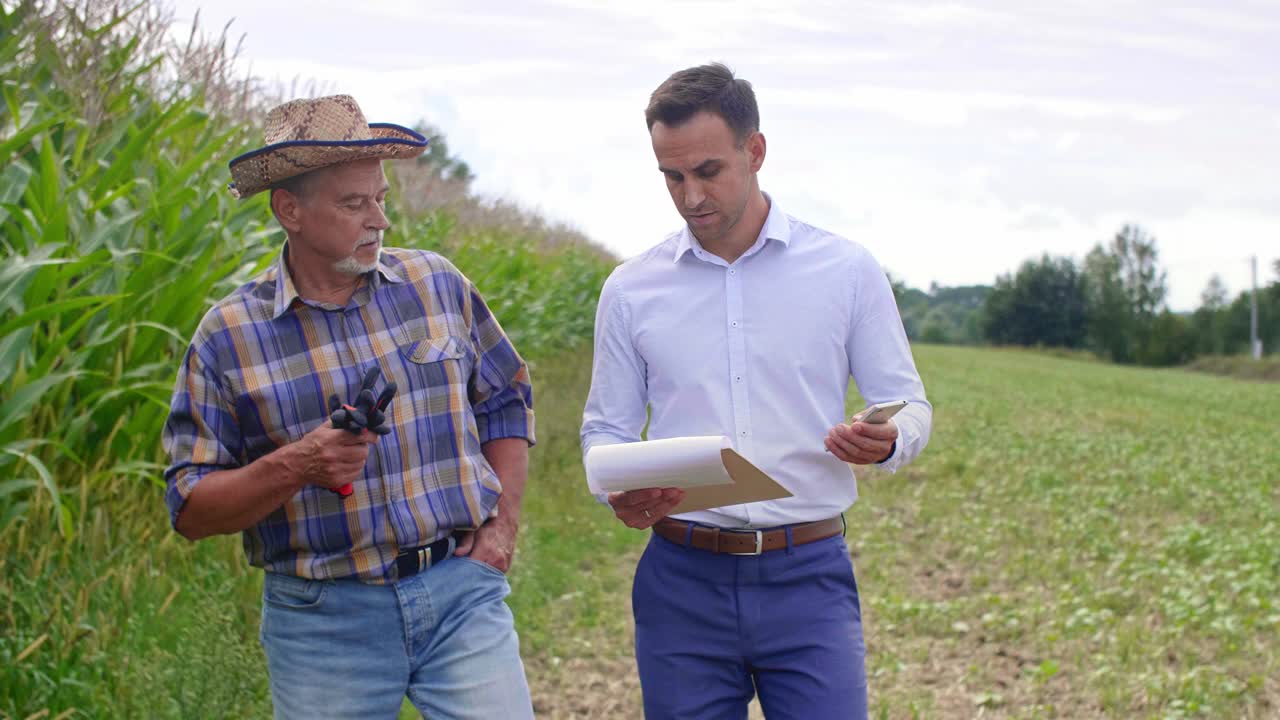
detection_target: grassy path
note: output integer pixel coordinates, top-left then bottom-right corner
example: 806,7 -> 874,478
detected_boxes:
515,345 -> 1280,719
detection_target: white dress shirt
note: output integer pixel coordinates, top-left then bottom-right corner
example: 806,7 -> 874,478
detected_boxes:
581,196 -> 932,528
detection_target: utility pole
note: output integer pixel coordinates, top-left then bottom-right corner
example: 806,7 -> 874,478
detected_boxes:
1250,255 -> 1261,359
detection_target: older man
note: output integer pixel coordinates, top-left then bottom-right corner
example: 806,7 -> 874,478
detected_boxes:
163,95 -> 535,719
582,64 -> 933,718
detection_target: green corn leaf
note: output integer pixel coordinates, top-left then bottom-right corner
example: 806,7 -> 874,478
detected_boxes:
85,180 -> 138,216
94,97 -> 194,199
0,201 -> 41,249
0,158 -> 34,210
0,370 -> 83,435
78,208 -> 140,254
131,320 -> 186,345
1,500 -> 30,530
0,477 -> 39,499
29,300 -> 103,379
1,81 -> 20,126
35,130 -> 61,221
0,115 -> 60,165
0,436 -> 84,467
0,294 -> 124,339
0,446 -> 65,536
0,325 -> 32,386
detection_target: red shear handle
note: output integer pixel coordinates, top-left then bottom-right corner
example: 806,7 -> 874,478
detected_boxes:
328,403 -> 366,498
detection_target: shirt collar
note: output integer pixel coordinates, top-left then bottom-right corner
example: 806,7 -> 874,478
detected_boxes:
672,192 -> 791,264
271,242 -> 406,318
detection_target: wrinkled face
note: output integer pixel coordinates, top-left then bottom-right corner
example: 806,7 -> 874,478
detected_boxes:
651,111 -> 764,245
275,158 -> 390,275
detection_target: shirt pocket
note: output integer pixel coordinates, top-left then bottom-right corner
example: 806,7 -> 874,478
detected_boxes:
393,333 -> 473,402
403,335 -> 466,365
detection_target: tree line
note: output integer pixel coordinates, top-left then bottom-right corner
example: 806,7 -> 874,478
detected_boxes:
892,225 -> 1278,367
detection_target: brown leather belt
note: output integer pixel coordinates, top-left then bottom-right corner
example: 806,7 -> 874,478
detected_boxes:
653,516 -> 844,555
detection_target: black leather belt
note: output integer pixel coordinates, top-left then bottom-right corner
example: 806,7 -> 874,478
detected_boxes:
394,535 -> 454,580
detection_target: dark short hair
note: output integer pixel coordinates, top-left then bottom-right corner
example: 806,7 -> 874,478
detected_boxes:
645,62 -> 759,145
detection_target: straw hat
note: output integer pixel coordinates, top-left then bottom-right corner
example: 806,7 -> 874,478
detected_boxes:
227,95 -> 428,198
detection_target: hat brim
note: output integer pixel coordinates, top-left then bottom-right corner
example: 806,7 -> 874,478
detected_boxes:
228,123 -> 429,198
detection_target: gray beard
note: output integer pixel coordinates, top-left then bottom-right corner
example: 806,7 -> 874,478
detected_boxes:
332,250 -> 379,276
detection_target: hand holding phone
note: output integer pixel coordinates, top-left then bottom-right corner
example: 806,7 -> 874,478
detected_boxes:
826,400 -> 905,464
855,400 -> 907,425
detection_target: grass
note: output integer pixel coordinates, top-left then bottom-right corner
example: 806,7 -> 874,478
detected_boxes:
8,343 -> 1277,718
853,345 -> 1279,719
507,349 -> 640,655
513,343 -> 1279,719
2,482 -> 269,717
1184,354 -> 1280,383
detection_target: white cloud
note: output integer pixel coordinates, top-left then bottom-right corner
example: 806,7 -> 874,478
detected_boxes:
772,85 -> 1186,127
882,2 -> 1013,27
1054,131 -> 1080,153
1167,6 -> 1280,35
165,0 -> 1280,313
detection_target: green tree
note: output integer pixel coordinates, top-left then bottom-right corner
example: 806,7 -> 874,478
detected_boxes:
1219,271 -> 1280,356
1138,311 -> 1198,365
981,254 -> 1088,348
886,270 -> 930,339
930,285 -> 990,344
1193,274 -> 1229,355
412,121 -> 475,186
1084,224 -> 1168,363
888,273 -> 989,344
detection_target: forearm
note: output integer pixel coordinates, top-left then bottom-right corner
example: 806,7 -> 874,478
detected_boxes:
482,437 -> 529,526
175,445 -> 304,540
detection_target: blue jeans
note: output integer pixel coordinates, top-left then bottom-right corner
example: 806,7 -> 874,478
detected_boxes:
259,555 -> 533,719
633,532 -> 867,719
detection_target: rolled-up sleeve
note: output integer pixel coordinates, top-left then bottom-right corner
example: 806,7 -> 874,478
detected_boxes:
465,279 -> 536,446
162,343 -> 242,527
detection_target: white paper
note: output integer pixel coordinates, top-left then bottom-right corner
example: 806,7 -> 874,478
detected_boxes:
585,436 -> 735,494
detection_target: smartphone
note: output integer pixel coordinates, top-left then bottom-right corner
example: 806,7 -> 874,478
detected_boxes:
856,400 -> 908,424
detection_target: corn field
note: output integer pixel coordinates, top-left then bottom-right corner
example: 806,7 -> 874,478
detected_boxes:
0,2 -> 613,715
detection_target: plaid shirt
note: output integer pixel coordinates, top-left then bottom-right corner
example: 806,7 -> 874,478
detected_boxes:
162,245 -> 535,582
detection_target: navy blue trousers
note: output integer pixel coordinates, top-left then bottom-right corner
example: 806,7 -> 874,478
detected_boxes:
632,529 -> 867,719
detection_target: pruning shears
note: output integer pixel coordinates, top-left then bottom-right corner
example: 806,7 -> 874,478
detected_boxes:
326,367 -> 397,498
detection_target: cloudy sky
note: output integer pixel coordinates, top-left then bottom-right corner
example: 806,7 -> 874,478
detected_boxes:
169,0 -> 1279,310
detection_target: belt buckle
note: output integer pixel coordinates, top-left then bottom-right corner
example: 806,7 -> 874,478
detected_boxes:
728,530 -> 764,556
403,536 -> 453,579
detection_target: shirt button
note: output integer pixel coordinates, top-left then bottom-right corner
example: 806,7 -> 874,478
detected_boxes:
729,269 -> 736,275
740,431 -> 748,436
731,321 -> 738,328
735,376 -> 742,382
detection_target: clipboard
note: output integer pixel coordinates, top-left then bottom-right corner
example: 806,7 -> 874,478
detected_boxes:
668,447 -> 792,513
584,436 -> 792,513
